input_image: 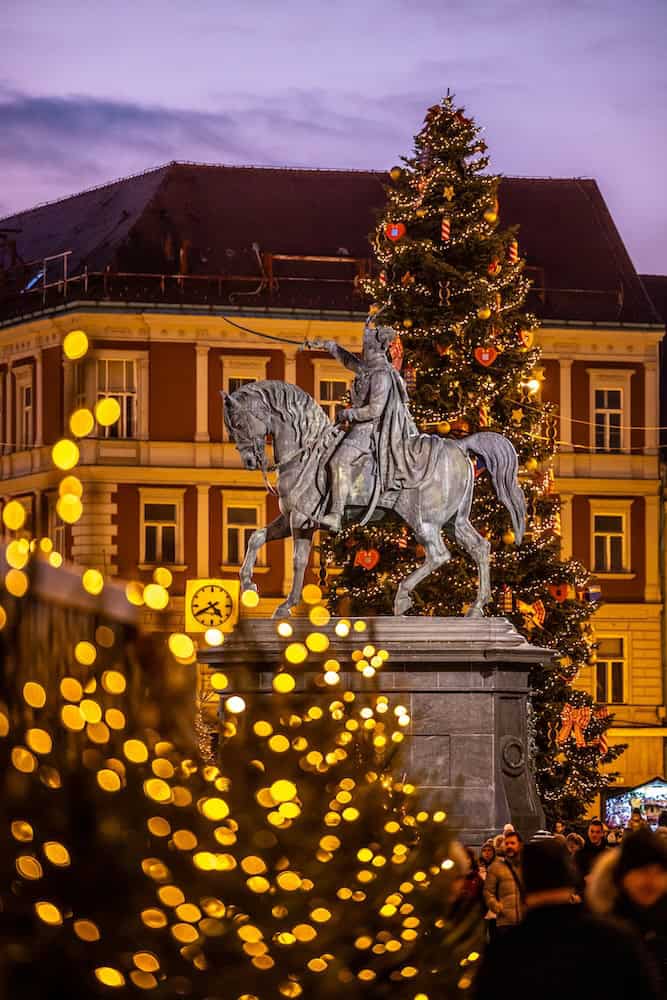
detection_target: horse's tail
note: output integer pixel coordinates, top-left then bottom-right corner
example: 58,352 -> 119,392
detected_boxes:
455,432 -> 526,544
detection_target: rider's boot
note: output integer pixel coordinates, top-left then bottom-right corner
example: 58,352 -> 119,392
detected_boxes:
320,463 -> 348,533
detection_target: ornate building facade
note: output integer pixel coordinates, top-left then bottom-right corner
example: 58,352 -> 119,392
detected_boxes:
0,163 -> 664,808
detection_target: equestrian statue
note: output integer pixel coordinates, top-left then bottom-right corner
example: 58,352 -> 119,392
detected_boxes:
221,315 -> 525,620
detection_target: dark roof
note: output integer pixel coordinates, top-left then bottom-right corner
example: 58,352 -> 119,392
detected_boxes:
641,274 -> 667,322
0,162 -> 660,326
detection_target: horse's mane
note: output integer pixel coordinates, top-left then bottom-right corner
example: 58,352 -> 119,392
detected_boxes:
231,380 -> 332,448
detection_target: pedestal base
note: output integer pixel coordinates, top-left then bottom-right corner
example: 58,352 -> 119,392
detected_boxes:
199,617 -> 556,845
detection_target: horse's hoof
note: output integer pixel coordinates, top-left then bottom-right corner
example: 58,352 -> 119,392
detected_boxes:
465,606 -> 485,619
271,603 -> 293,620
241,581 -> 258,593
393,593 -> 412,616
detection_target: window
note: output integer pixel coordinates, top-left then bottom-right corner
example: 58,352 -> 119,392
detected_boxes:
587,368 -> 633,453
594,389 -> 622,452
318,378 -> 348,421
312,358 -> 353,424
65,350 -> 148,440
97,358 -> 136,439
593,514 -> 624,572
14,366 -> 33,451
221,356 -> 270,440
139,489 -> 185,567
222,491 -> 266,568
47,494 -> 66,556
589,499 -> 633,576
595,637 -> 625,704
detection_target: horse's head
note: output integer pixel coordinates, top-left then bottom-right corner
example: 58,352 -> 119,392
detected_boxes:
221,389 -> 269,471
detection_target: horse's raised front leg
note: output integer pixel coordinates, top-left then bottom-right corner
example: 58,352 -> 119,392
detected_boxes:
240,514 -> 290,594
272,513 -> 314,620
393,522 -> 451,616
454,516 -> 491,617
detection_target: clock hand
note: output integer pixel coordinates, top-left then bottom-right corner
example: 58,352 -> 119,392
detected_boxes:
197,600 -> 222,616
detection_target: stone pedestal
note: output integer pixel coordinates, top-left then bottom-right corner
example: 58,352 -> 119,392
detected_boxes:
199,617 -> 556,845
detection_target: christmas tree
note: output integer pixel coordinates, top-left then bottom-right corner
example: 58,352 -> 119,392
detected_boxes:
322,94 -> 624,823
0,567 -> 482,998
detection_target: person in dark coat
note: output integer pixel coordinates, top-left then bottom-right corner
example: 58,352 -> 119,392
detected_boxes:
575,817 -> 608,883
473,838 -> 661,1000
587,827 -> 667,995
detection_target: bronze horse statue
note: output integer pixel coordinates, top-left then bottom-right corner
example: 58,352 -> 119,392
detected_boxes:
222,380 -> 525,619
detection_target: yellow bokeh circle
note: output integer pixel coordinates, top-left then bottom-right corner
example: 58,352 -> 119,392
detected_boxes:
125,581 -> 145,607
59,475 -> 83,498
301,584 -> 322,605
204,628 -> 224,647
241,588 -> 260,609
168,633 -> 195,660
272,673 -> 296,694
69,408 -> 95,438
2,500 -> 26,532
82,569 -> 104,596
63,330 -> 89,360
52,439 -> 80,471
5,569 -> 28,598
57,494 -> 83,524
75,641 -> 96,666
144,584 -> 169,611
152,566 -> 173,588
285,643 -> 307,665
225,696 -> 246,714
95,397 -> 121,427
6,540 -> 29,569
48,552 -> 63,569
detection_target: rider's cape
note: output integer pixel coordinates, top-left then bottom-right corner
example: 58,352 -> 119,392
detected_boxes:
361,364 -> 438,524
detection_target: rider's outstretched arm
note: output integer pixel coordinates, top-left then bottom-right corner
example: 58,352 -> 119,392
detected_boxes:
321,340 -> 362,373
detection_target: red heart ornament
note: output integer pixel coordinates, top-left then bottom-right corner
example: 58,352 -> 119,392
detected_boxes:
385,222 -> 406,242
549,583 -> 570,603
474,346 -> 498,367
354,548 -> 380,570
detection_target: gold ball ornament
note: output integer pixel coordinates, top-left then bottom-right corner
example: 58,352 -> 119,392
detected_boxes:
477,306 -> 491,320
389,166 -> 402,181
415,207 -> 427,218
436,421 -> 451,434
524,457 -> 539,472
402,318 -> 413,329
502,529 -> 516,545
483,209 -> 498,224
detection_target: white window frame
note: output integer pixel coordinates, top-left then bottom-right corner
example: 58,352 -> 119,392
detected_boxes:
588,498 -> 634,578
594,635 -> 627,705
221,355 -> 270,440
139,488 -> 186,569
587,369 -> 633,454
221,489 -> 267,571
14,365 -> 34,452
65,349 -> 149,440
312,358 -> 353,423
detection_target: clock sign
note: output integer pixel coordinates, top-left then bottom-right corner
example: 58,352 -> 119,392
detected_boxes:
185,578 -> 240,633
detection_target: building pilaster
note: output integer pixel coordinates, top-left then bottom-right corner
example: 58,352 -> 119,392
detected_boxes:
70,482 -> 118,574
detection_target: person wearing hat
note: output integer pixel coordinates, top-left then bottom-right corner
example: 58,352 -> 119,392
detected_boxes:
473,838 -> 661,1000
587,827 -> 667,993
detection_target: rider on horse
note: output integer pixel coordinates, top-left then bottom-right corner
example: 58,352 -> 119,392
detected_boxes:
310,320 -> 436,533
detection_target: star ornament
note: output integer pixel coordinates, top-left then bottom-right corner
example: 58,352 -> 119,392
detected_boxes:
511,407 -> 524,424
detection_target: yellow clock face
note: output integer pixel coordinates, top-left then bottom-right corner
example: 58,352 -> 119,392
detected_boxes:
190,583 -> 234,628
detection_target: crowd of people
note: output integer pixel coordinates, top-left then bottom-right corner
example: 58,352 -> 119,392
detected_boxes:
458,811 -> 667,998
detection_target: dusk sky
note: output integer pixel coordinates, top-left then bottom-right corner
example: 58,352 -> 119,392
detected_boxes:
2,0 -> 665,273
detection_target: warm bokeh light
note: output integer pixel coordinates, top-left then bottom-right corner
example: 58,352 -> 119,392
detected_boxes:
301,584 -> 322,605
2,499 -> 26,531
52,439 -> 80,471
69,408 -> 95,438
5,569 -> 28,598
152,566 -> 173,588
168,633 -> 195,660
272,673 -> 296,693
56,493 -> 83,524
63,329 -> 89,360
125,581 -> 145,606
225,696 -> 246,714
95,397 -> 121,427
285,643 -> 307,665
82,569 -> 104,595
276,621 -> 293,638
48,552 -> 63,568
204,628 -> 224,647
58,475 -> 83,498
74,641 -> 97,666
143,584 -> 169,611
